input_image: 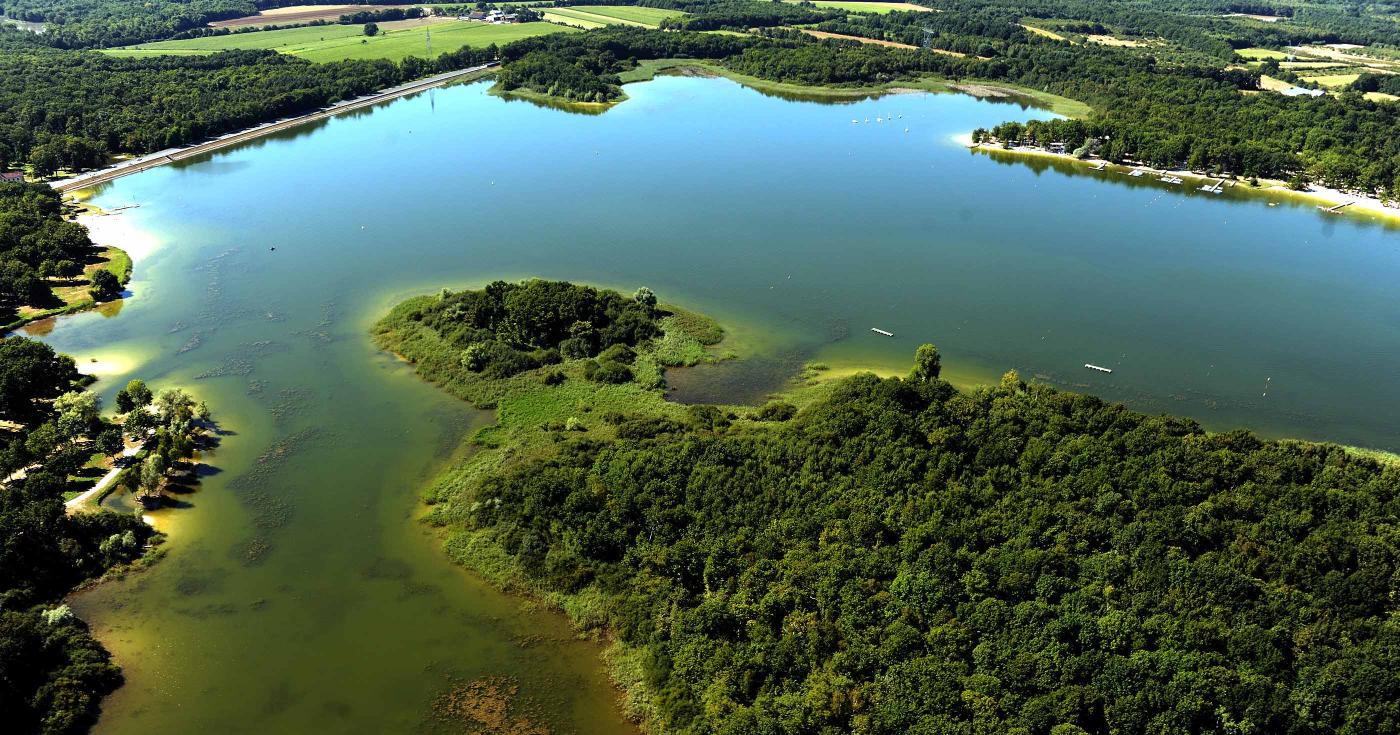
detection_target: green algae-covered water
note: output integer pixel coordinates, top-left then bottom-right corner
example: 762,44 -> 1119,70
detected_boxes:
31,74 -> 1400,733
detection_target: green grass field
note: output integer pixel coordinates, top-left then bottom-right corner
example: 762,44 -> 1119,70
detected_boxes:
783,0 -> 930,12
542,9 -> 609,28
1237,47 -> 1288,60
105,21 -> 568,63
542,5 -> 681,28
1301,72 -> 1362,88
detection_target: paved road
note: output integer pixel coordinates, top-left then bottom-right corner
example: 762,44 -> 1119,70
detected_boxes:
65,441 -> 144,512
53,62 -> 500,193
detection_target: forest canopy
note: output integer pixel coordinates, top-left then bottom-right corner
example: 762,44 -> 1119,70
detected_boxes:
0,336 -> 161,734
0,181 -> 98,311
424,342 -> 1400,735
394,279 -> 663,379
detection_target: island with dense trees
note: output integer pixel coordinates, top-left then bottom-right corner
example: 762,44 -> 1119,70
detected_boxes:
379,281 -> 1398,735
0,335 -> 212,733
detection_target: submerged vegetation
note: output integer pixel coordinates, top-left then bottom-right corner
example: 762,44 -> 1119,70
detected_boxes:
382,283 -> 1399,735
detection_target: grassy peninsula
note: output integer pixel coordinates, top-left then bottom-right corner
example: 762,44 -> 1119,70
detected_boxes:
380,281 -> 1399,735
1,182 -> 132,332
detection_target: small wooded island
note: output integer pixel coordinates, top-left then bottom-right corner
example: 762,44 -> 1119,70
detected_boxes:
377,280 -> 1398,735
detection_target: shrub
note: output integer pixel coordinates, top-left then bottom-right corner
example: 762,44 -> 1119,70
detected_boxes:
590,361 -> 633,385
753,401 -> 797,421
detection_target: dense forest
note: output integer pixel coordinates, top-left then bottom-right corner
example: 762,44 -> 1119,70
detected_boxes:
0,31 -> 496,173
0,181 -> 98,310
0,335 -> 212,733
427,342 -> 1400,735
404,279 -> 662,377
0,338 -> 144,733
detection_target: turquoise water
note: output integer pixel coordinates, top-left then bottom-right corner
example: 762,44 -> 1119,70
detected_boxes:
31,73 -> 1400,733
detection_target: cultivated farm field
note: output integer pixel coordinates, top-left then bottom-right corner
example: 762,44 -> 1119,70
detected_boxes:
543,5 -> 681,28
105,21 -> 569,63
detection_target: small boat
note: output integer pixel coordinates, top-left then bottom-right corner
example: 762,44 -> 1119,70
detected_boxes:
1084,363 -> 1113,374
871,328 -> 894,337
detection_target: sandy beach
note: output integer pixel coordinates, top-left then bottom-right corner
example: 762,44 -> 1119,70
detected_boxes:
76,209 -> 163,263
967,140 -> 1400,224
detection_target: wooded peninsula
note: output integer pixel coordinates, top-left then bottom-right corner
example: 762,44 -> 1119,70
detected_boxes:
378,280 -> 1399,735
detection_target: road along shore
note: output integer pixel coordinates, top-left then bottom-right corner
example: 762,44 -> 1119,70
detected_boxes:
53,62 -> 499,194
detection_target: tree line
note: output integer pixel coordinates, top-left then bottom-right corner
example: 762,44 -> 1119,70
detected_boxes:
0,31 -> 497,174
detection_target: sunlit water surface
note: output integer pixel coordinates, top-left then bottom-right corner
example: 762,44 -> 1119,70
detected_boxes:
31,74 -> 1400,734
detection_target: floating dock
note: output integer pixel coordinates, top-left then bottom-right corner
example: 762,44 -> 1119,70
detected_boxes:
871,328 -> 894,337
1084,363 -> 1113,373
1319,201 -> 1353,213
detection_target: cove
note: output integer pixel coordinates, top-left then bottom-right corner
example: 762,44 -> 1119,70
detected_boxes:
32,72 -> 1400,733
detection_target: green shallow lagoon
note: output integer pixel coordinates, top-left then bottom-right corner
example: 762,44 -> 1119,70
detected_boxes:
31,74 -> 1400,732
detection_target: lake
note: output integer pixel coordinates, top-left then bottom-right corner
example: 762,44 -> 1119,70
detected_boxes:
34,73 -> 1400,733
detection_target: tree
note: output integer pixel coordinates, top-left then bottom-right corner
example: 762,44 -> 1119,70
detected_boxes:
121,407 -> 157,439
95,428 -> 123,456
88,269 -> 121,302
154,388 -> 194,422
634,286 -> 657,309
114,379 -> 151,414
139,454 -> 165,491
0,337 -> 80,425
53,390 -> 99,441
363,22 -> 379,36
909,343 -> 941,383
53,259 -> 79,281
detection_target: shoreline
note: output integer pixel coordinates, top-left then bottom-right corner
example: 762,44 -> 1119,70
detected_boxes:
614,58 -> 1090,117
968,140 -> 1400,225
49,62 -> 499,194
